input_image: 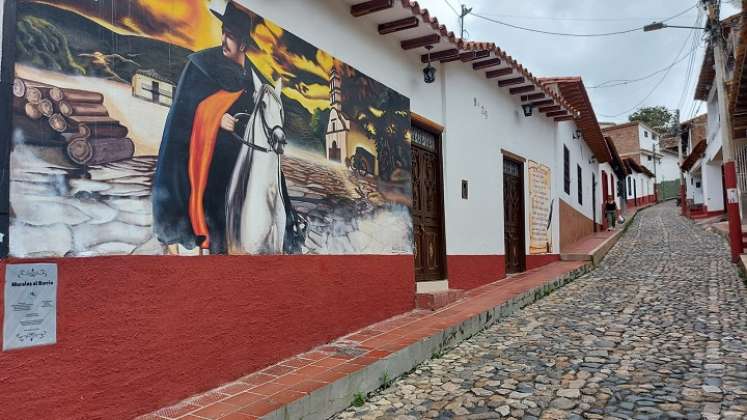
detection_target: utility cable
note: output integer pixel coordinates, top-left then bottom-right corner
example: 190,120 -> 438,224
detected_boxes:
470,3 -> 697,37
676,12 -> 704,114
597,12 -> 702,118
442,0 -> 459,16
589,42 -> 702,89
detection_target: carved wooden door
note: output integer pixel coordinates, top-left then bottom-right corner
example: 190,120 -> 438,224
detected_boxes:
412,126 -> 445,282
503,158 -> 526,274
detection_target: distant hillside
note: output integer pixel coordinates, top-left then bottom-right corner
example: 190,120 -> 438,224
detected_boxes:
16,2 -> 191,83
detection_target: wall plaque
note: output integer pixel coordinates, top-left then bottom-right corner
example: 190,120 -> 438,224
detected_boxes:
3,263 -> 57,351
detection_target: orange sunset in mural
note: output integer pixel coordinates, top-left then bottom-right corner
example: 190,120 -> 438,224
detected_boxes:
26,0 -> 335,114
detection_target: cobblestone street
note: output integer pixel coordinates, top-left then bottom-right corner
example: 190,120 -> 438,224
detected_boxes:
336,203 -> 747,420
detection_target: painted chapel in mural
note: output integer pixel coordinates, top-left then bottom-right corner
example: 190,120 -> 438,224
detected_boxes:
9,0 -> 413,257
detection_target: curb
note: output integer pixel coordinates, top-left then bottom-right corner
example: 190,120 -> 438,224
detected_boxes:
262,263 -> 593,420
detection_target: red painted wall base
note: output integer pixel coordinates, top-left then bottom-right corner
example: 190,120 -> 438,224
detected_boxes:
723,161 -> 743,262
0,255 -> 415,419
525,254 -> 561,271
447,255 -> 506,290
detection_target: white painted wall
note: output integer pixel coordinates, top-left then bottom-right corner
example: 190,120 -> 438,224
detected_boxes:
240,0 -> 445,126
699,85 -> 724,212
638,125 -> 658,157
441,63 -> 560,256
625,172 -> 650,201
705,87 -> 723,163
688,172 -> 705,204
657,152 -> 681,183
703,161 -> 725,211
556,122 -> 600,224
236,0 -> 573,259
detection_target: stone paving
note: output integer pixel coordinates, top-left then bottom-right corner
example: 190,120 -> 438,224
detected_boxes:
335,202 -> 747,420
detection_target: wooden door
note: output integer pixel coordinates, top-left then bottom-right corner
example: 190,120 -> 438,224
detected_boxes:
600,171 -> 608,230
503,158 -> 526,274
592,173 -> 597,232
411,126 -> 445,282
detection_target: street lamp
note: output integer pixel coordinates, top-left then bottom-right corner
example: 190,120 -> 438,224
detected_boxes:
643,21 -> 706,32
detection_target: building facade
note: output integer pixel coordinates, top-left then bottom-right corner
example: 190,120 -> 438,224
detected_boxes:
0,1 -> 614,418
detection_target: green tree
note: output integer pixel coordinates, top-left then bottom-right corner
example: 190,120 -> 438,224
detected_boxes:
628,106 -> 676,134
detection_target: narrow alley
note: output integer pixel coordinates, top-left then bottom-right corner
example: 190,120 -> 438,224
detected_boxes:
336,202 -> 747,420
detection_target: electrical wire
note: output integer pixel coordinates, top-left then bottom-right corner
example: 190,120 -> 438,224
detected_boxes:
588,43 -> 702,89
442,0 -> 459,16
470,3 -> 697,38
676,11 -> 704,115
473,12 -> 696,23
597,12 -> 703,118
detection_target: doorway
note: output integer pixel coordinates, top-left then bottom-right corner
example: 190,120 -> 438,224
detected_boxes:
593,173 -> 598,232
411,124 -> 446,282
503,157 -> 526,274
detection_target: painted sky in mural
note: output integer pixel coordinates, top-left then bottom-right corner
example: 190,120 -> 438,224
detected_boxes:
9,0 -> 413,258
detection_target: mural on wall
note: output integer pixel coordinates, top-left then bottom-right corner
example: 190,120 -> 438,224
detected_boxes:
527,160 -> 553,254
9,0 -> 413,257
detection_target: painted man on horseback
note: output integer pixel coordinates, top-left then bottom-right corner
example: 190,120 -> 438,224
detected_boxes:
152,1 -> 301,255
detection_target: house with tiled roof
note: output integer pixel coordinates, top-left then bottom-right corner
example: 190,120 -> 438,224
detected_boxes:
539,77 -> 615,245
623,158 -> 656,207
602,120 -> 680,197
683,12 -> 744,219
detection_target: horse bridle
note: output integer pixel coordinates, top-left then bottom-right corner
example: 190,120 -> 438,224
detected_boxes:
231,85 -> 287,155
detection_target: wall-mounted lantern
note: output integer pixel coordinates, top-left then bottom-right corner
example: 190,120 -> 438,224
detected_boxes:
423,45 -> 436,84
521,104 -> 533,117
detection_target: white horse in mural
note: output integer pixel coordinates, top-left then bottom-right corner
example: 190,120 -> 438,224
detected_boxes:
225,78 -> 288,255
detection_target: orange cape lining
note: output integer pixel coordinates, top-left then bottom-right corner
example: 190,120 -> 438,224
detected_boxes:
188,90 -> 243,249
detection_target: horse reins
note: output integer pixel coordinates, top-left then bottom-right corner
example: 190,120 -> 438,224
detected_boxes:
231,85 -> 286,155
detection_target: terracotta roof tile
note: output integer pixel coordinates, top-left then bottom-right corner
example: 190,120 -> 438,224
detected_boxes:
539,77 -> 611,163
352,0 -> 578,118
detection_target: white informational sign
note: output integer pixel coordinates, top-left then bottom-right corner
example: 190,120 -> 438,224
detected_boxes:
527,160 -> 553,254
3,264 -> 58,351
728,188 -> 739,204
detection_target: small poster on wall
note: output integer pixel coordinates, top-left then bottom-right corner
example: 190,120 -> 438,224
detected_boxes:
527,161 -> 553,254
3,264 -> 57,351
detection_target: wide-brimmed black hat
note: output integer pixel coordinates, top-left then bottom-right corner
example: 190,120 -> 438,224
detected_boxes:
212,2 -> 252,41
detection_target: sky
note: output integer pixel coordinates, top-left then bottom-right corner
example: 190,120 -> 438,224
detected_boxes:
416,0 -> 741,124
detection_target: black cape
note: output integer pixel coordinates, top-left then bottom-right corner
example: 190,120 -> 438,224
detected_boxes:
152,48 -> 304,255
152,47 -> 256,254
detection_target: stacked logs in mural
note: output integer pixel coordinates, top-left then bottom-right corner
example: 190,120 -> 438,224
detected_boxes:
12,78 -> 135,167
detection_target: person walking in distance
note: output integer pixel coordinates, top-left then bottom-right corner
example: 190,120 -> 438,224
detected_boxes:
605,196 -> 618,231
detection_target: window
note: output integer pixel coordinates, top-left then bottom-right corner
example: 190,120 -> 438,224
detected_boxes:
628,176 -> 632,191
647,155 -> 652,161
653,134 -> 657,140
644,131 -> 649,138
564,146 -> 570,194
577,165 -> 583,205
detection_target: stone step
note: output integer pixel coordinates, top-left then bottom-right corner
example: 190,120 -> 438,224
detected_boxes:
415,289 -> 465,311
